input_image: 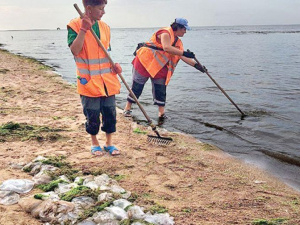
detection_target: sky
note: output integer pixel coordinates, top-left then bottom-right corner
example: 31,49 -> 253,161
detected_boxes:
0,0 -> 299,30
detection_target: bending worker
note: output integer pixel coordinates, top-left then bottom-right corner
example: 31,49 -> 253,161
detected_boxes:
123,18 -> 206,121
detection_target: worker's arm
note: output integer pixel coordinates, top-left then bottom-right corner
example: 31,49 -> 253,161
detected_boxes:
70,15 -> 94,56
181,56 -> 196,66
160,33 -> 195,58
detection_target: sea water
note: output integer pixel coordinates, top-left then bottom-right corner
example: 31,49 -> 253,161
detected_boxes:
0,25 -> 299,190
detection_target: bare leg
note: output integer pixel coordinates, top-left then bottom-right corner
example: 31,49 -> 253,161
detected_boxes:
158,106 -> 165,117
91,135 -> 104,156
105,133 -> 112,147
124,101 -> 132,111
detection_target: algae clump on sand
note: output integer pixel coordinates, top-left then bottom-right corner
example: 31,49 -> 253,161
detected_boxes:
0,122 -> 65,142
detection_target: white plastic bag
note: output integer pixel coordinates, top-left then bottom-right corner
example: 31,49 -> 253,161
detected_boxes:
0,179 -> 34,193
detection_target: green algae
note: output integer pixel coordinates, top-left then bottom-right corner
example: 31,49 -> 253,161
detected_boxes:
60,186 -> 103,202
39,155 -> 69,168
37,179 -> 67,192
113,174 -> 126,181
60,186 -> 91,202
34,194 -> 46,200
252,218 -> 288,225
149,204 -> 168,214
133,127 -> 147,134
0,122 -> 66,142
78,200 -> 114,222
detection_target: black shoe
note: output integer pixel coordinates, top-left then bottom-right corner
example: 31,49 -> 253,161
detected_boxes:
158,114 -> 169,125
123,110 -> 132,117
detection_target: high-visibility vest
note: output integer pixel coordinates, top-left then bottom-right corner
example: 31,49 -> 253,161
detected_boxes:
68,18 -> 121,97
136,27 -> 184,85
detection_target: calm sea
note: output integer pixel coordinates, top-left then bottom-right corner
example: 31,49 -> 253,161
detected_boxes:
0,25 -> 299,191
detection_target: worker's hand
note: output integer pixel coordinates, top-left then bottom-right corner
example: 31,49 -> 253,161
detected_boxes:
183,51 -> 195,58
81,15 -> 93,33
194,63 -> 207,73
114,63 -> 122,74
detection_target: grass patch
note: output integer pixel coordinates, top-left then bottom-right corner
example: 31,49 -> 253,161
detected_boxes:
133,127 -> 147,134
149,204 -> 168,214
75,178 -> 84,185
60,186 -> 91,202
34,194 -> 46,200
33,155 -> 81,182
37,179 -> 67,192
39,155 -> 69,168
182,208 -> 192,213
38,64 -> 52,70
198,178 -> 204,182
291,198 -> 299,205
252,218 -> 288,225
47,167 -> 81,182
0,122 -> 66,142
78,200 -> 114,222
60,186 -> 103,202
128,192 -> 139,203
113,174 -> 126,181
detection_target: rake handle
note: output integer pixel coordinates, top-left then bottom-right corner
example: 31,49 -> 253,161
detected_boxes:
74,4 -> 154,124
191,51 -> 246,117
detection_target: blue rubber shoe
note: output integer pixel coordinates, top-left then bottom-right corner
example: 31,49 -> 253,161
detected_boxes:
91,146 -> 104,156
104,146 -> 120,156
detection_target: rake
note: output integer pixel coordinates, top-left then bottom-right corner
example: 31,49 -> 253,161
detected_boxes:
74,4 -> 173,145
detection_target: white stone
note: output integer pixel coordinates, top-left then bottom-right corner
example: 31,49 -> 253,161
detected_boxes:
127,205 -> 145,220
113,199 -> 132,210
105,206 -> 128,220
98,192 -> 113,202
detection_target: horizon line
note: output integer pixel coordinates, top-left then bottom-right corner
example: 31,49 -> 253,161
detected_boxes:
1,23 -> 300,31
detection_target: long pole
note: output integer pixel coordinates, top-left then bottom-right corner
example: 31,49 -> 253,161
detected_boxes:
193,54 -> 246,117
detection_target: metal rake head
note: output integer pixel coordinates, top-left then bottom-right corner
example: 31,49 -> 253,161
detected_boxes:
147,135 -> 173,146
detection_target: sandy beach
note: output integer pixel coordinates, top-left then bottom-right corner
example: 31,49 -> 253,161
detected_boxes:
0,48 -> 299,224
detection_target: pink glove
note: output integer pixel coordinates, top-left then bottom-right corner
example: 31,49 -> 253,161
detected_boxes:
80,15 -> 93,33
114,63 -> 122,74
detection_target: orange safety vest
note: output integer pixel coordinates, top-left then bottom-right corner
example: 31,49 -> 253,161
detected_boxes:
136,27 -> 184,85
67,18 -> 121,97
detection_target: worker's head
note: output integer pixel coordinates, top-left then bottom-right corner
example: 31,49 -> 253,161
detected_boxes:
171,18 -> 191,37
82,0 -> 107,21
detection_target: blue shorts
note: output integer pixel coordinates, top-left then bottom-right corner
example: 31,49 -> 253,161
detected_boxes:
80,95 -> 116,135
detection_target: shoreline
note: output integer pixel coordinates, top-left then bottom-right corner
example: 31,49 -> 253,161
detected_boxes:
2,32 -> 300,194
0,49 -> 300,224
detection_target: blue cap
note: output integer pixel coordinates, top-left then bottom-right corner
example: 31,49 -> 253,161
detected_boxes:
175,18 -> 191,30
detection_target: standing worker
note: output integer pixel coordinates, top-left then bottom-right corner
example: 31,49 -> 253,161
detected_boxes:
67,0 -> 122,156
123,18 -> 207,121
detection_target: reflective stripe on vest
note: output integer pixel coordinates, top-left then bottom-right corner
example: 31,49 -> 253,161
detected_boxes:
67,18 -> 121,97
77,68 -> 112,76
74,57 -> 110,65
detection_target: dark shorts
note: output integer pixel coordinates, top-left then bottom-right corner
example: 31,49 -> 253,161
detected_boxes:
127,68 -> 167,106
80,95 -> 116,135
